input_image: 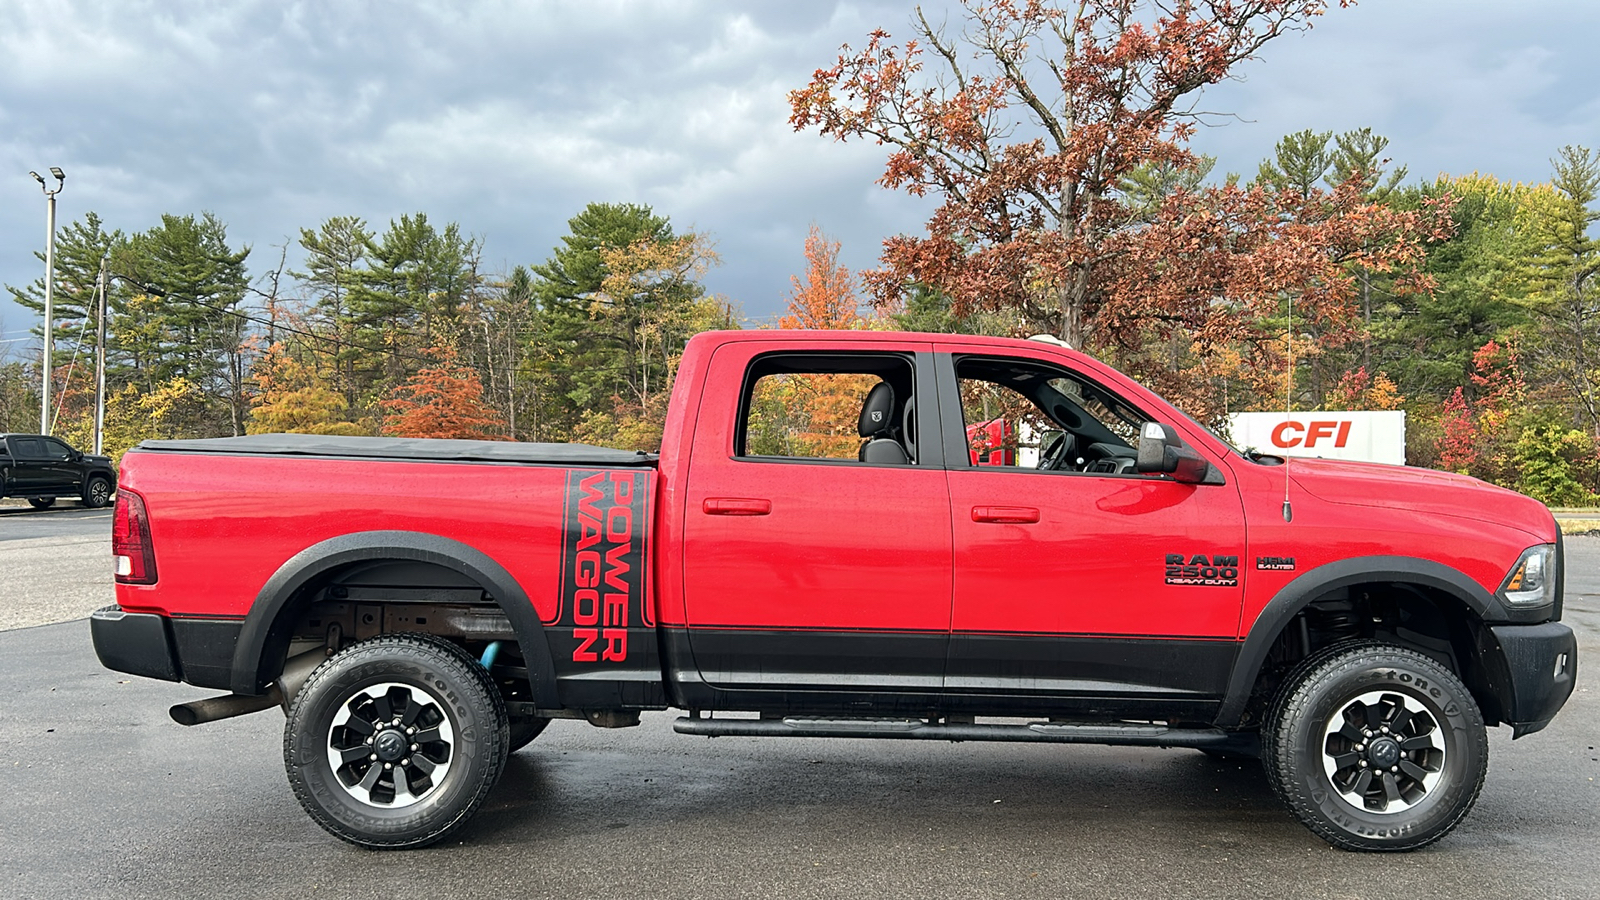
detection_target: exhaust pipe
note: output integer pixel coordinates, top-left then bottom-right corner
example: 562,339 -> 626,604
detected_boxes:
170,688 -> 283,726
169,648 -> 330,726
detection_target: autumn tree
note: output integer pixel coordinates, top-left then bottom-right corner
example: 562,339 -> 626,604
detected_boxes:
380,347 -> 506,440
752,226 -> 875,457
248,342 -> 368,436
572,233 -> 734,451
791,1 -> 1447,421
780,225 -> 862,329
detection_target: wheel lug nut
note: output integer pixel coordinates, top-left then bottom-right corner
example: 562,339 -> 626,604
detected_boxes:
410,743 -> 419,751
1381,726 -> 1389,733
384,762 -> 392,769
407,727 -> 415,735
1359,760 -> 1368,767
401,757 -> 410,766
370,754 -> 377,761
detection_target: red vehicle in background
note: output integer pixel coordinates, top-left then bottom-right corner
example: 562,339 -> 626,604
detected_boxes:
93,331 -> 1575,852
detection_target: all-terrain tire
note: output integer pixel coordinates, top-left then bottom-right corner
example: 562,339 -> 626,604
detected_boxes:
283,634 -> 510,849
1263,640 -> 1487,852
507,717 -> 549,753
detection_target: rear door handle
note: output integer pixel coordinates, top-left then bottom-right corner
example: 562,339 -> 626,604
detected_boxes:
972,505 -> 1039,524
703,498 -> 772,516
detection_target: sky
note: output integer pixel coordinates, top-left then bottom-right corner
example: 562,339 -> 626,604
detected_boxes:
2,0 -> 1597,351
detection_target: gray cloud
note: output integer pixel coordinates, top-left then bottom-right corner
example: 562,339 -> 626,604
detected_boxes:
2,0 -> 1596,347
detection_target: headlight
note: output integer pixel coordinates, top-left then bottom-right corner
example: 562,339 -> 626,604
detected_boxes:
1500,544 -> 1557,607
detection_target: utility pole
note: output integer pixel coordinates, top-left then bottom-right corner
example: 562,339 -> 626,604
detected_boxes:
95,257 -> 109,455
30,167 -> 65,435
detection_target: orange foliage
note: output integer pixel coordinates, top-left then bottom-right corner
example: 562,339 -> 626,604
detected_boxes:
1324,367 -> 1405,411
380,347 -> 507,440
779,225 -> 861,330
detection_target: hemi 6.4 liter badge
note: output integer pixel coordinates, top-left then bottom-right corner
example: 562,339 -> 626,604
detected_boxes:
1164,553 -> 1239,587
1256,556 -> 1297,571
551,469 -> 652,663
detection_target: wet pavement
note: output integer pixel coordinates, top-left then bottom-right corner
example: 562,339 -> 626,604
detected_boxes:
1,538 -> 1596,899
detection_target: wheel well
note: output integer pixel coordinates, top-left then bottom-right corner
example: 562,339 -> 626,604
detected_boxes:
261,558 -> 537,710
1241,582 -> 1506,728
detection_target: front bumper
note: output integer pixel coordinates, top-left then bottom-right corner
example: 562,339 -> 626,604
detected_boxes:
1491,621 -> 1578,737
90,606 -> 244,689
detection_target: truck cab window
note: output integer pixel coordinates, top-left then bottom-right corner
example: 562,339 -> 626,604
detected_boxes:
738,353 -> 918,464
956,356 -> 1149,475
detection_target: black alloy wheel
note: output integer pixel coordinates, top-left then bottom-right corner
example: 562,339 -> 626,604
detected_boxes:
1264,641 -> 1487,852
27,497 -> 55,510
82,476 -> 113,509
284,634 -> 509,849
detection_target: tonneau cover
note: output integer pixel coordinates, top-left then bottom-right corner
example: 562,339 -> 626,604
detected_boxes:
136,434 -> 657,467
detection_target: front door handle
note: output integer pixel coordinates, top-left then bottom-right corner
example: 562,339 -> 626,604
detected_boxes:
703,498 -> 772,516
972,505 -> 1039,524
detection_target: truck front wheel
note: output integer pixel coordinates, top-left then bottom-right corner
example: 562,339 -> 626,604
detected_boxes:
1264,641 -> 1487,852
283,634 -> 510,849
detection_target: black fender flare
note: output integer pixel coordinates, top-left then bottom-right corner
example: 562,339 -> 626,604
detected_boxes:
228,530 -> 560,708
1213,555 -> 1507,728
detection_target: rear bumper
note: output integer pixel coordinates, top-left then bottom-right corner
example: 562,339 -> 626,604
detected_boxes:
1490,621 -> 1578,737
90,606 -> 243,690
91,606 -> 179,682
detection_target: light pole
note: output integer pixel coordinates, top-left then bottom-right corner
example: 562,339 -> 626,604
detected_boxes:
30,167 -> 65,435
95,257 -> 109,455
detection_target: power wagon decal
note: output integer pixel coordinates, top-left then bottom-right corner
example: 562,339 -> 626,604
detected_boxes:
551,469 -> 653,664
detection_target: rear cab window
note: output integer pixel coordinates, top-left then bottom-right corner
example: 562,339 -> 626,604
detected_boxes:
736,352 -> 926,466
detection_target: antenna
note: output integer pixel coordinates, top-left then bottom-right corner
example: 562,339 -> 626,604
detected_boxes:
1282,293 -> 1294,523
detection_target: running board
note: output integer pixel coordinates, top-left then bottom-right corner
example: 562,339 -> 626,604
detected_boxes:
673,716 -> 1251,751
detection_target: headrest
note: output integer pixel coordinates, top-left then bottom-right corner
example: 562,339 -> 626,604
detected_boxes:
858,382 -> 896,437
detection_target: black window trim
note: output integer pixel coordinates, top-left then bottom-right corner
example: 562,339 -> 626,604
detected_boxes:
731,349 -> 946,470
934,351 -> 1181,480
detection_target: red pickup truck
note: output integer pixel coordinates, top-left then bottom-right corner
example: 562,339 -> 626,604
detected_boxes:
92,330 -> 1576,852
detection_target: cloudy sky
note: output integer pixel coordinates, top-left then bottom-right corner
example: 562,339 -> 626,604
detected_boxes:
2,0 -> 1597,349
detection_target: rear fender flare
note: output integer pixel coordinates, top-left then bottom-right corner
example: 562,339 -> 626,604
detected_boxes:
229,530 -> 559,708
1215,555 -> 1505,728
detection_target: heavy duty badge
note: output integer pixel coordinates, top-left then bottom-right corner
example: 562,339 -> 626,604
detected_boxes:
1164,553 -> 1239,587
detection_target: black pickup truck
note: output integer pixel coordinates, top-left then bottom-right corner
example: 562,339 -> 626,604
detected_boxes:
0,434 -> 117,509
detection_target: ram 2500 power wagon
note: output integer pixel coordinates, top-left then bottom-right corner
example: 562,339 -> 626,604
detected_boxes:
91,330 -> 1576,851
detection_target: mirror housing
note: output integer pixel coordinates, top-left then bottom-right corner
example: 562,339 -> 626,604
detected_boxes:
1136,422 -> 1216,485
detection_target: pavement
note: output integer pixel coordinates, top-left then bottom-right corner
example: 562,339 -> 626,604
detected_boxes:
1,510 -> 1597,899
0,504 -> 114,630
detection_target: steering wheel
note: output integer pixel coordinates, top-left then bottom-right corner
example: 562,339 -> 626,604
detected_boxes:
1037,432 -> 1077,471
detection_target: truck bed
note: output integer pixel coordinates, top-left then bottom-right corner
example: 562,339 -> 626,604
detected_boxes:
139,434 -> 658,467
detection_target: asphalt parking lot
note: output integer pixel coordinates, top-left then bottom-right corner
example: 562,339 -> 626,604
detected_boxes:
2,507 -> 1597,900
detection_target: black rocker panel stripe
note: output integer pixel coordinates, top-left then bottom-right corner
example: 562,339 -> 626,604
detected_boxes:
668,626 -> 1238,717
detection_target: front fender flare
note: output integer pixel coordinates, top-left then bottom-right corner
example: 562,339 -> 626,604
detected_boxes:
1213,555 -> 1505,728
228,530 -> 559,708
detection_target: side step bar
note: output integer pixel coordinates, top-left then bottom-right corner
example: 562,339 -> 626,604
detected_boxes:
673,715 -> 1255,752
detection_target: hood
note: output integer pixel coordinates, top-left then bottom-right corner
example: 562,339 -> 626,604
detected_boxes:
1288,457 -> 1555,543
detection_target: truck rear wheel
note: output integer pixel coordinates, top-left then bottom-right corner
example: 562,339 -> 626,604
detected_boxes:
1264,641 -> 1487,852
283,634 -> 509,849
507,717 -> 549,753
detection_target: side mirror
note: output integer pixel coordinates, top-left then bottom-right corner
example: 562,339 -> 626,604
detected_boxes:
1135,422 -> 1214,485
